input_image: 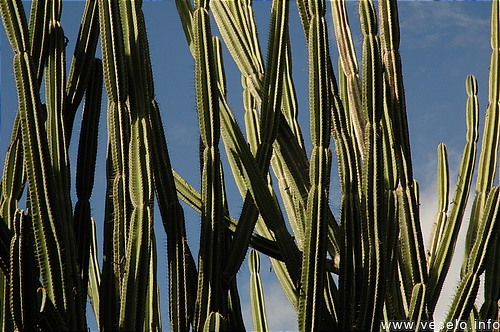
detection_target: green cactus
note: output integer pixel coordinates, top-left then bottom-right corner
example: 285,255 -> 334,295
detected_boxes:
0,0 -> 499,331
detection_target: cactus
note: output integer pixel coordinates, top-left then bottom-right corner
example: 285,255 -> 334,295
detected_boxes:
0,0 -> 499,331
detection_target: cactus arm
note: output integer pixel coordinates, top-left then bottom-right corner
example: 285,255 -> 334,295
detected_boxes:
249,250 -> 269,332
98,0 -> 130,328
191,3 -> 226,329
87,217 -> 100,331
295,0 -> 311,38
427,76 -> 479,314
427,143 -> 449,266
331,0 -> 365,154
175,0 -> 194,52
15,46 -> 68,327
377,0 -> 429,312
407,283 -> 426,331
27,0 -> 50,86
271,45 -> 310,251
220,0 -> 292,283
1,0 -> 77,322
65,0 -> 100,141
176,0 -> 301,289
468,2 -> 500,320
150,104 -> 198,331
210,0 -> 263,102
480,237 -> 500,320
219,95 -> 302,284
9,211 -> 38,331
378,0 -> 411,163
328,28 -> 366,332
356,1 -> 388,329
144,237 -> 161,332
73,58 -> 102,319
298,1 -> 332,330
0,0 -> 29,53
0,115 -> 25,227
113,2 -> 164,330
445,187 -> 500,325
466,1 -> 500,252
45,10 -> 80,321
203,312 -> 227,332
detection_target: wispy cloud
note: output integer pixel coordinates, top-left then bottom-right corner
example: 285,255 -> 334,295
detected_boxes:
399,2 -> 489,50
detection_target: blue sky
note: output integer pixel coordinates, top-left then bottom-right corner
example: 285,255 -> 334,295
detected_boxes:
0,1 -> 493,331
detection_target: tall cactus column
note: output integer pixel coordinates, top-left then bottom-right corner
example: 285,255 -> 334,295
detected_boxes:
299,0 -> 332,331
192,0 -> 226,329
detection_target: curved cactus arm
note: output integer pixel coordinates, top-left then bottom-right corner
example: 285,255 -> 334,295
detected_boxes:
249,250 -> 269,332
219,96 -> 302,285
427,76 -> 479,314
220,0 -> 292,283
211,0 -> 326,261
173,169 -> 284,261
271,138 -> 307,250
65,0 -> 100,140
445,187 -> 500,325
270,46 -> 309,252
